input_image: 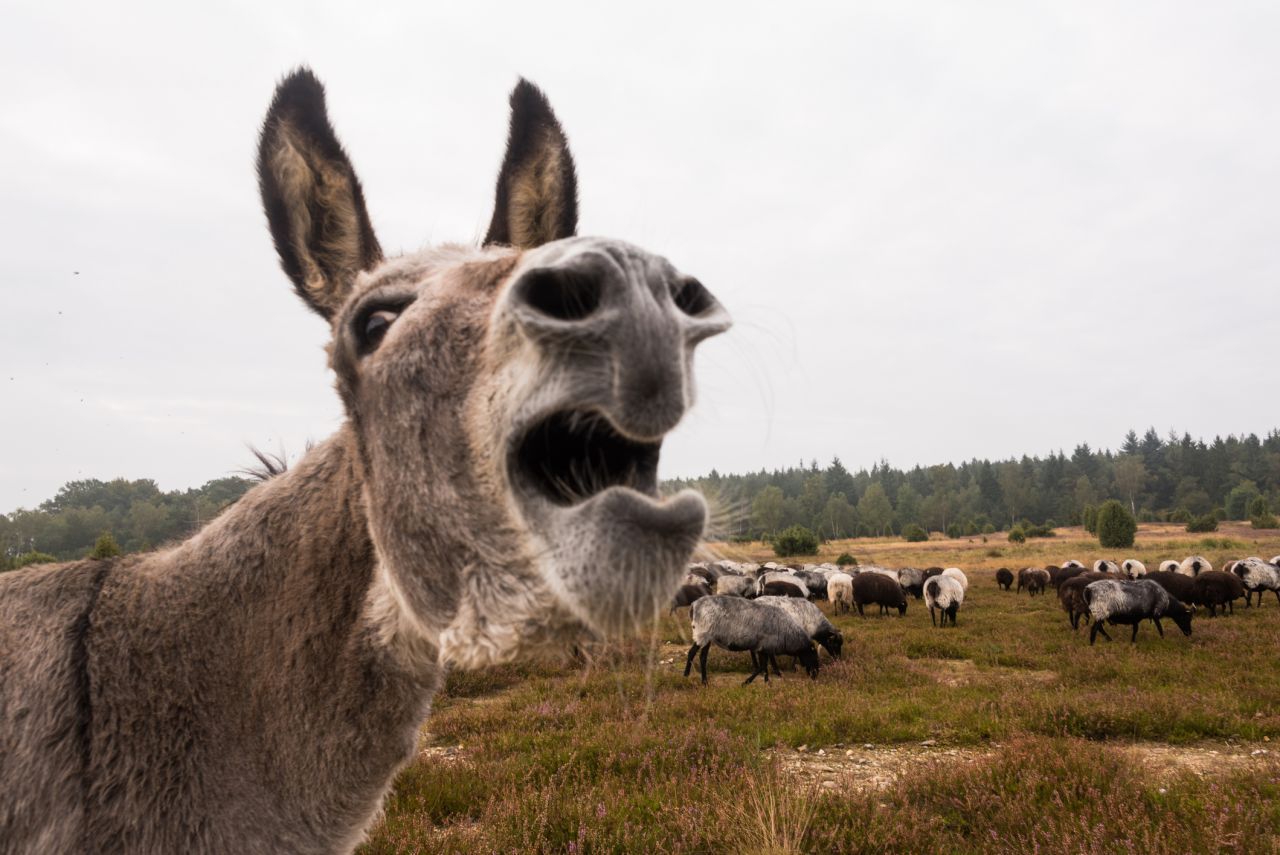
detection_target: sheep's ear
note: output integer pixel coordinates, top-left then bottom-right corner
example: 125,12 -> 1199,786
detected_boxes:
483,79 -> 578,249
258,68 -> 383,319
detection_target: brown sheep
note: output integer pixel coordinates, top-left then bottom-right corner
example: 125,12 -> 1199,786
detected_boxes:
853,572 -> 907,617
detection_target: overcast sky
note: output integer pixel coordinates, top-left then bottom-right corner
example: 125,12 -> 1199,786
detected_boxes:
3,1 -> 1278,511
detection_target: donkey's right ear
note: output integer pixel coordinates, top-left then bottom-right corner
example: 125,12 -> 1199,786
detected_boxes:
258,68 -> 383,319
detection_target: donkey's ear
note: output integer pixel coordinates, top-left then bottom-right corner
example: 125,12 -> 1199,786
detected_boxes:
483,79 -> 578,249
258,68 -> 383,319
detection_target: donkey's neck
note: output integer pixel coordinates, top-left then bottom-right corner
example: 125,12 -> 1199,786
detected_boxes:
95,425 -> 440,850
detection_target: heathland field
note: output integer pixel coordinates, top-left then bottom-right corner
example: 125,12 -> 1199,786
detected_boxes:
360,524 -> 1280,854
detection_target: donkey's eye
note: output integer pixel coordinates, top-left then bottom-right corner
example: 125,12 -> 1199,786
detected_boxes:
358,309 -> 400,353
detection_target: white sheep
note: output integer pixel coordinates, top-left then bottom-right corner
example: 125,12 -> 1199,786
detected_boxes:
828,572 -> 854,615
941,567 -> 968,592
1094,559 -> 1121,575
1121,559 -> 1147,579
1062,560 -> 1085,569
924,575 -> 965,627
1177,556 -> 1212,577
1233,558 -> 1280,607
1158,560 -> 1181,573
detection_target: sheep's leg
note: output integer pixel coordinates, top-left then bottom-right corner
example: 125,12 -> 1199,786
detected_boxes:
1274,589 -> 1280,606
772,654 -> 785,676
929,606 -> 937,627
699,645 -> 710,685
1154,618 -> 1164,637
1130,623 -> 1139,643
1244,591 -> 1253,608
684,643 -> 700,678
856,603 -> 864,618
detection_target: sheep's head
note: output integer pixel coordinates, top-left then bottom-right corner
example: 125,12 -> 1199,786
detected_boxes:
816,627 -> 843,660
799,644 -> 821,679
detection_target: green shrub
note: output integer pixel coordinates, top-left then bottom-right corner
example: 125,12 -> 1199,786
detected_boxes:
8,551 -> 58,571
834,552 -> 858,566
771,525 -> 819,557
1096,500 -> 1137,549
1008,525 -> 1027,544
1186,514 -> 1218,534
1024,523 -> 1056,538
1249,496 -> 1270,518
1251,514 -> 1279,530
902,524 -> 929,543
1169,508 -> 1191,524
962,521 -> 978,537
88,532 -> 122,560
1082,504 -> 1098,534
982,523 -> 996,534
945,522 -> 962,539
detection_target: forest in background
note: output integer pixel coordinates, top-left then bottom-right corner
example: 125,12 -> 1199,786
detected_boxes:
668,428 -> 1280,542
3,427 -> 1279,568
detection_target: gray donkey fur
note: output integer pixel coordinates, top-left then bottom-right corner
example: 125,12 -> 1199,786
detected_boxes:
0,69 -> 728,853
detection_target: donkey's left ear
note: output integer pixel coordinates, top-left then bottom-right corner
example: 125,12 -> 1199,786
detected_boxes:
258,68 -> 383,319
483,79 -> 578,249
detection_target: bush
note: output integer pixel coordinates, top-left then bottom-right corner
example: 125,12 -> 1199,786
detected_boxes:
771,525 -> 819,557
1082,504 -> 1098,534
1249,496 -> 1270,518
962,521 -> 978,537
1251,514 -> 1278,530
902,524 -> 929,543
1169,508 -> 1191,524
945,522 -> 962,539
981,523 -> 996,535
834,552 -> 858,566
88,532 -> 123,560
1186,514 -> 1219,534
8,551 -> 58,571
1096,500 -> 1137,549
1024,524 -> 1056,538
1008,525 -> 1027,544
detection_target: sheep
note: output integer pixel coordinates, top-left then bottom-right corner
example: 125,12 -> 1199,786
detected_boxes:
853,572 -> 907,617
1052,565 -> 1087,589
671,580 -> 712,613
1016,567 -> 1037,594
1191,570 -> 1245,617
754,571 -> 810,599
1177,556 -> 1212,577
1158,560 -> 1181,573
995,568 -> 1014,591
715,575 -> 754,598
686,565 -> 719,587
1061,560 -> 1085,569
1058,572 -> 1111,630
1023,567 -> 1050,596
1094,559 -> 1121,575
1272,556 -> 1280,567
1145,570 -> 1196,606
684,596 -> 820,685
828,572 -> 855,615
755,596 -> 844,673
1233,558 -> 1280,607
898,567 -> 925,599
1083,579 -> 1193,645
941,567 -> 968,592
922,567 -> 945,581
793,569 -> 828,600
924,575 -> 964,627
1121,559 -> 1147,579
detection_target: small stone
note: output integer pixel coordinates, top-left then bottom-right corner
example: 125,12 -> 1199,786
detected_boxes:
817,749 -> 826,756
1265,736 -> 1271,742
863,743 -> 874,749
920,739 -> 937,747
1158,787 -> 1167,795
1252,749 -> 1268,756
821,780 -> 836,789
797,745 -> 808,753
845,750 -> 854,757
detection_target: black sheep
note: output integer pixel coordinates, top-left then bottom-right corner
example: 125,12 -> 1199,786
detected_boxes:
670,581 -> 712,613
1058,572 -> 1111,630
1191,570 -> 1245,617
761,579 -> 807,599
1146,570 -> 1196,606
853,572 -> 907,617
996,568 -> 1014,591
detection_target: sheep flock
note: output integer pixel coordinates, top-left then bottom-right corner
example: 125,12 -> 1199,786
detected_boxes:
674,553 -> 1280,685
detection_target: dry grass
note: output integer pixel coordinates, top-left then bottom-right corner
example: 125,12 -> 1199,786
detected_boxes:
360,528 -> 1280,854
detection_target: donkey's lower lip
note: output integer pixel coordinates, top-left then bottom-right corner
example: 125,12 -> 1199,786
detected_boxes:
510,409 -> 661,507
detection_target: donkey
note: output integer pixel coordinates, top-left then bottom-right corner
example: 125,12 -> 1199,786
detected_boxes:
0,69 -> 729,853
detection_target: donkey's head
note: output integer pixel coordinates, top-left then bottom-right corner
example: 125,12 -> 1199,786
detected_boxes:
257,70 -> 729,667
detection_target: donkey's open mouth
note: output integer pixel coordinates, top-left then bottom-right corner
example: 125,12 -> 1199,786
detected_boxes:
512,410 -> 662,506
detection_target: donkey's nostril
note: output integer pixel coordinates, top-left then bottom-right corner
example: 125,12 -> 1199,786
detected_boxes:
671,277 -> 715,317
517,268 -> 601,321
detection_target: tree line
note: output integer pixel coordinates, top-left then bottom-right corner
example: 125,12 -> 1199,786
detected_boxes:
666,428 -> 1280,542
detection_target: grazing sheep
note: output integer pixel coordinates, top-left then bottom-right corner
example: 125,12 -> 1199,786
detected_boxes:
1023,568 -> 1050,596
1177,556 -> 1212,577
1158,560 -> 1181,573
1233,558 -> 1280,607
1061,560 -> 1085,569
924,576 -> 964,627
794,569 -> 828,600
1052,565 -> 1087,589
922,567 -> 945,581
1094,559 -> 1121,575
1058,572 -> 1111,630
1191,570 -> 1245,617
671,580 -> 712,613
754,571 -> 810,599
687,565 -> 719,587
898,567 -> 925,599
941,567 -> 968,592
755,596 -> 844,666
715,575 -> 754,598
1121,559 -> 1147,579
996,568 -> 1014,591
853,572 -> 907,617
1145,570 -> 1196,606
1083,579 -> 1194,645
828,573 -> 855,615
684,596 -> 820,685
761,579 -> 808,598
1016,567 -> 1038,594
